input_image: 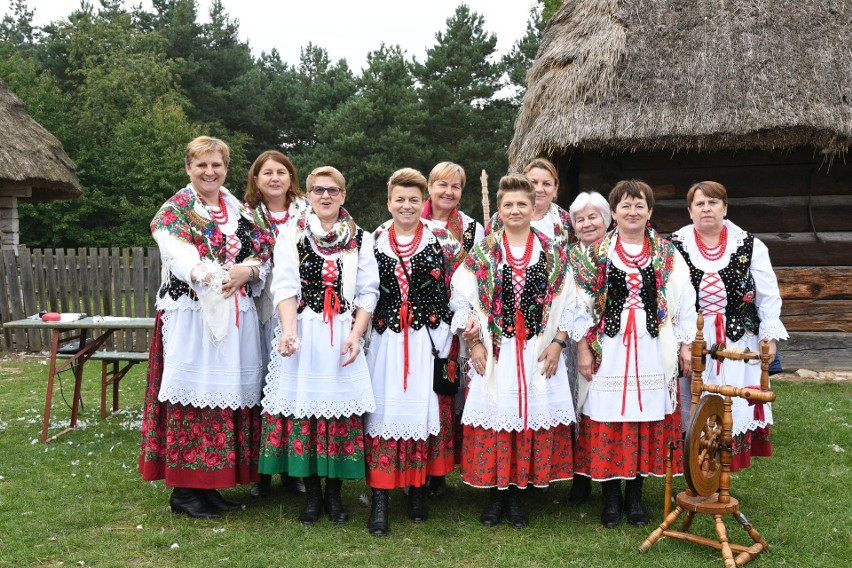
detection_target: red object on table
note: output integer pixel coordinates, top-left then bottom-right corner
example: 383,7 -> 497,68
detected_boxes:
41,312 -> 61,322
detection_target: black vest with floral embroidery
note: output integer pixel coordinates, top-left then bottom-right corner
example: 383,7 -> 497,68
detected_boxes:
500,254 -> 548,340
603,264 -> 660,338
296,229 -> 363,315
372,241 -> 450,333
159,216 -> 256,302
462,219 -> 477,252
674,234 -> 760,341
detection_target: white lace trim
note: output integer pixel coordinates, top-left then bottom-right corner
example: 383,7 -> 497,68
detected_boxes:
569,304 -> 594,342
591,373 -> 666,393
262,397 -> 376,420
354,294 -> 378,313
365,421 -> 440,442
759,319 -> 789,341
732,416 -> 773,436
558,306 -> 574,332
674,326 -> 696,344
450,304 -> 474,332
157,385 -> 262,410
461,409 -> 575,433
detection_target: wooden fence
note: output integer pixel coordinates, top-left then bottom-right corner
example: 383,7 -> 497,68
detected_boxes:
0,246 -> 161,352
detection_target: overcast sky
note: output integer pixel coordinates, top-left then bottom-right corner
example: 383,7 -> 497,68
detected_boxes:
16,0 -> 538,70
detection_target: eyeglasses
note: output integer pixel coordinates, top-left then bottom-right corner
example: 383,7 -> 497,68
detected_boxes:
309,186 -> 342,196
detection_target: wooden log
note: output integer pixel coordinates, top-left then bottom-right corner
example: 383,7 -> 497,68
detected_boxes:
780,332 -> 852,370
775,267 -> 851,300
753,232 -> 852,267
17,246 -> 40,351
781,300 -> 852,333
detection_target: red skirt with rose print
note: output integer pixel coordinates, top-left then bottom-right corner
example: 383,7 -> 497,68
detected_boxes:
138,312 -> 261,488
365,395 -> 455,489
460,423 -> 574,488
573,413 -> 683,480
258,413 -> 367,479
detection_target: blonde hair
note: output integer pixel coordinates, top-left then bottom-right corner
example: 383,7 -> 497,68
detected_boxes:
306,166 -> 346,193
387,168 -> 427,198
185,136 -> 230,168
428,161 -> 466,188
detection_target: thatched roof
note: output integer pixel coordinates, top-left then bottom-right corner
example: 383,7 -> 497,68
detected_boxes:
510,0 -> 852,169
0,80 -> 81,200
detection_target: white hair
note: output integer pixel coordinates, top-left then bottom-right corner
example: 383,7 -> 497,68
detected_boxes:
569,191 -> 612,228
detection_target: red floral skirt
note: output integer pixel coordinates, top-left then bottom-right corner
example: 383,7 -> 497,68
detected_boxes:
460,423 -> 574,488
138,312 -> 261,488
365,395 -> 455,489
258,413 -> 367,479
730,426 -> 771,472
573,413 -> 683,480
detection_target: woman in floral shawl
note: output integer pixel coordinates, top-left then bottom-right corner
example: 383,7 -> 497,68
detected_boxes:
572,180 -> 696,528
139,136 -> 274,519
243,150 -> 308,499
258,166 -> 379,526
365,168 -> 462,536
671,181 -> 787,471
450,174 -> 582,529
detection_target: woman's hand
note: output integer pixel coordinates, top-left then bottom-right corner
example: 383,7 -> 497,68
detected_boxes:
759,339 -> 777,361
679,343 -> 692,378
577,338 -> 594,381
538,342 -> 562,378
277,330 -> 300,357
462,317 -> 480,343
469,343 -> 487,375
340,331 -> 363,368
222,264 -> 254,298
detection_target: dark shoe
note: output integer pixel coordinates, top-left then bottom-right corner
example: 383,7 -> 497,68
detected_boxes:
169,488 -> 222,519
624,475 -> 649,526
250,474 -> 272,499
407,485 -> 428,522
367,489 -> 390,536
600,480 -> 623,528
324,478 -> 349,523
200,489 -> 243,512
427,475 -> 447,498
566,474 -> 592,506
479,487 -> 505,527
299,475 -> 323,525
284,475 -> 306,494
506,485 -> 529,528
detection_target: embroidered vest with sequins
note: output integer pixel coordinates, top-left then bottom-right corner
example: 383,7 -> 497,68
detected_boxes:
499,254 -> 548,340
372,241 -> 450,334
602,264 -> 660,338
462,219 -> 476,252
674,234 -> 760,341
159,216 -> 256,302
296,229 -> 363,315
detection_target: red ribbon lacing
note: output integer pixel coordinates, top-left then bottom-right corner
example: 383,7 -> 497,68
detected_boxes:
400,299 -> 413,391
621,273 -> 644,415
700,272 -> 727,373
514,309 -> 529,429
321,259 -> 340,345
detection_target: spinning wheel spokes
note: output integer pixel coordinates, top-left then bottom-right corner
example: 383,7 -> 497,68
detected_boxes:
684,395 -> 724,497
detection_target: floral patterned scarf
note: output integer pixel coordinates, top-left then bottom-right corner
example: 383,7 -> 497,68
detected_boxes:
570,226 -> 676,372
421,198 -> 464,242
299,206 -> 360,255
374,219 -> 463,288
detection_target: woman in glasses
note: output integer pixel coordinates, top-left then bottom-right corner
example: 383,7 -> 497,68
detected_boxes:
258,166 -> 379,526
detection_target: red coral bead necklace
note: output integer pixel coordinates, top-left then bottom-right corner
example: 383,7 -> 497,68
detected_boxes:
208,192 -> 229,224
389,221 -> 424,257
694,225 -> 728,261
503,230 -> 535,269
615,235 -> 651,268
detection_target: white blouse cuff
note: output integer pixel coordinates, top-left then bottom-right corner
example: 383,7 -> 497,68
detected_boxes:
759,319 -> 789,341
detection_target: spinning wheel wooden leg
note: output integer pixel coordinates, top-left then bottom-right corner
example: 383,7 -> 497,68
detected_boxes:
638,506 -> 683,553
681,510 -> 696,531
713,514 -> 736,568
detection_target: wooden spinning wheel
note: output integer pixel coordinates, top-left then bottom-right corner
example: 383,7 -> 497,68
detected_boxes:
639,312 -> 776,567
684,395 -> 724,496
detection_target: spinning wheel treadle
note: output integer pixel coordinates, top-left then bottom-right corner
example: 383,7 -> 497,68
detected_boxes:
684,395 -> 724,496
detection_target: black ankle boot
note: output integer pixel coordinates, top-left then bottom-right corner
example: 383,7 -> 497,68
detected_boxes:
624,475 -> 649,526
600,480 -> 623,528
479,487 -> 505,526
169,488 -> 221,519
427,475 -> 447,498
324,478 -> 348,523
299,475 -> 323,525
200,489 -> 243,511
367,489 -> 390,536
407,485 -> 428,522
250,474 -> 272,499
566,474 -> 592,506
506,485 -> 528,528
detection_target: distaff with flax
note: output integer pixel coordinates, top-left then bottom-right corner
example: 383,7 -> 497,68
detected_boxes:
140,136 -> 274,519
258,166 -> 379,525
419,161 -> 486,498
573,180 -> 697,528
365,168 -> 463,536
244,150 -> 309,499
671,181 -> 787,471
451,174 -> 582,529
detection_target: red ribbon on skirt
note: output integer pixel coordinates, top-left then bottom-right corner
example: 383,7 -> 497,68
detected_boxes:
514,309 -> 529,429
621,307 -> 643,415
322,286 -> 340,345
399,300 -> 413,391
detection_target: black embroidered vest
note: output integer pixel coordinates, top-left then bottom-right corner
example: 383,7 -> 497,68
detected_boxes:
462,219 -> 476,252
296,229 -> 363,315
159,216 -> 256,302
372,241 -> 451,333
674,234 -> 760,341
500,253 -> 548,340
603,264 -> 660,338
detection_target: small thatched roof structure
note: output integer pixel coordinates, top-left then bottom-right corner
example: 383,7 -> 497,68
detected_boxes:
510,0 -> 852,169
0,79 -> 81,200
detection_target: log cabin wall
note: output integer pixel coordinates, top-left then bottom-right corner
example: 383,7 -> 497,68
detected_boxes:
555,147 -> 852,335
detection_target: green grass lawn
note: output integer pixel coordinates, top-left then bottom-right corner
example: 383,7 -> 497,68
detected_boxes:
0,358 -> 849,568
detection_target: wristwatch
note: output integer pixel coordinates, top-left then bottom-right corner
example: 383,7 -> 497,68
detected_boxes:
551,337 -> 568,349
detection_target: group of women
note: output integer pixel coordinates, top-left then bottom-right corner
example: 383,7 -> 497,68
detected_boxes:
139,136 -> 787,534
